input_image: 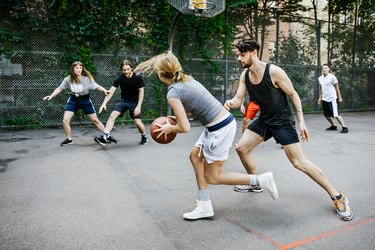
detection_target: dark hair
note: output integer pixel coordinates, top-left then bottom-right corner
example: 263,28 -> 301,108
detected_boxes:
120,59 -> 134,70
322,63 -> 330,68
235,39 -> 260,53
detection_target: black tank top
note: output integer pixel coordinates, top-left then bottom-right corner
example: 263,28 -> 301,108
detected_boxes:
245,64 -> 294,125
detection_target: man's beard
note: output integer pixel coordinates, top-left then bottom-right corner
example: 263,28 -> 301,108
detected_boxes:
241,62 -> 250,68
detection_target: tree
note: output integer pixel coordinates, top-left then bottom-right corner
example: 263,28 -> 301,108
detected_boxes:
270,34 -> 313,101
42,0 -> 138,72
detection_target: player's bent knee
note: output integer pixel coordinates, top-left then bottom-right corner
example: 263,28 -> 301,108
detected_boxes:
62,118 -> 69,125
236,144 -> 248,155
92,119 -> 100,125
134,120 -> 143,126
291,159 -> 309,173
189,154 -> 200,165
204,173 -> 219,185
109,114 -> 118,120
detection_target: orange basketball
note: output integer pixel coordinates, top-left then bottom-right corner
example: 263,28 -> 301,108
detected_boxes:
150,116 -> 177,144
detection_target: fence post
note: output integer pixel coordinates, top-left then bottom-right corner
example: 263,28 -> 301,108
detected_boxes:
223,9 -> 228,103
275,10 -> 280,64
314,21 -> 322,112
350,0 -> 359,109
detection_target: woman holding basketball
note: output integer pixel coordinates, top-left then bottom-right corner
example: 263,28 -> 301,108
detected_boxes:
43,61 -> 109,146
135,52 -> 278,220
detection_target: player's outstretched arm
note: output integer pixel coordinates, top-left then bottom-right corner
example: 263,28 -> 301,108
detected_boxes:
224,70 -> 247,110
134,87 -> 144,116
43,87 -> 63,101
98,86 -> 116,113
96,84 -> 110,95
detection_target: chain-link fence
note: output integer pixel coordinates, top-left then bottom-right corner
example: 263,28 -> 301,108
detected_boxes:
1,14 -> 374,130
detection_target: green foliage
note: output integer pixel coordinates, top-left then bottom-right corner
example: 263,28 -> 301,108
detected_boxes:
41,0 -> 137,71
5,116 -> 41,130
274,34 -> 313,66
227,0 -> 257,10
129,0 -> 175,53
270,34 -> 314,98
326,0 -> 375,70
130,0 -> 231,71
176,15 -> 227,72
151,76 -> 168,115
1,0 -> 374,129
0,28 -> 14,58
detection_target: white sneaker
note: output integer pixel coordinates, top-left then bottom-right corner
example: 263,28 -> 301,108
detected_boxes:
183,200 -> 214,220
258,172 -> 278,200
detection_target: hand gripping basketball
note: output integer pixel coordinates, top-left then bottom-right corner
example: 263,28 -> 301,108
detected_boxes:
150,116 -> 177,144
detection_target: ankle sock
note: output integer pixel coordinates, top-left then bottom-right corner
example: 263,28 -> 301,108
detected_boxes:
198,189 -> 210,201
332,194 -> 342,200
249,175 -> 259,186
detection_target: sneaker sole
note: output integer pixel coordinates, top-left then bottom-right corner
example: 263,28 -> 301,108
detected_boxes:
107,138 -> 117,144
60,142 -> 73,146
337,212 -> 353,221
183,212 -> 214,220
94,138 -> 106,146
234,187 -> 263,193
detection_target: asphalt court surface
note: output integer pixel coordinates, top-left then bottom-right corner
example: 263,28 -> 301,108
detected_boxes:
1,112 -> 374,249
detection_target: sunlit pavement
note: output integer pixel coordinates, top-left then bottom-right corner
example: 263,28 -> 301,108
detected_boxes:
1,112 -> 374,249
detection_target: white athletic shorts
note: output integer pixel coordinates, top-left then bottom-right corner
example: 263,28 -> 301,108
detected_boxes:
195,113 -> 237,164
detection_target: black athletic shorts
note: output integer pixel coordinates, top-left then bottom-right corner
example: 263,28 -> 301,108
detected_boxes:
114,99 -> 141,119
322,100 -> 339,118
248,118 -> 299,146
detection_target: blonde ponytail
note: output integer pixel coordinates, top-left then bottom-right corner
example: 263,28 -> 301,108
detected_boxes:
135,52 -> 193,83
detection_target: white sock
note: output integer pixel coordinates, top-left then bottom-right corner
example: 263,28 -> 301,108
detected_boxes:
198,189 -> 210,201
249,175 -> 259,186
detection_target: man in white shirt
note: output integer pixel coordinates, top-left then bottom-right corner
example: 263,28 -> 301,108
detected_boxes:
317,64 -> 348,133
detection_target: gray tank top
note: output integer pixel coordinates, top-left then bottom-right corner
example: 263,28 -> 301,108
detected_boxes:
167,80 -> 222,126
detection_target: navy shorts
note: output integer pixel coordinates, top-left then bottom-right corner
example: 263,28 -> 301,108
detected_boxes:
114,99 -> 141,119
248,118 -> 299,146
65,95 -> 96,115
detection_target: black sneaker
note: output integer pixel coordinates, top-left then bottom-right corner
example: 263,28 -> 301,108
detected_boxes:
106,135 -> 118,144
94,135 -> 107,146
60,138 -> 73,146
340,127 -> 349,133
326,125 -> 337,131
140,135 -> 148,145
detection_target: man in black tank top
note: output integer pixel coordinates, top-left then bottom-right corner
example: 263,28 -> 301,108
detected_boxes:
224,39 -> 353,221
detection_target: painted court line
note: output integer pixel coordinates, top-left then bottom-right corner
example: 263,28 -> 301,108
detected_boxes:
226,216 -> 375,249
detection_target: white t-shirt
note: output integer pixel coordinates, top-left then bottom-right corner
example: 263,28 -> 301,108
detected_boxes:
318,73 -> 338,102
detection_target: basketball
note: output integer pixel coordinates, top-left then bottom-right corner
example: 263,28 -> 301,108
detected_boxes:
150,116 -> 177,144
